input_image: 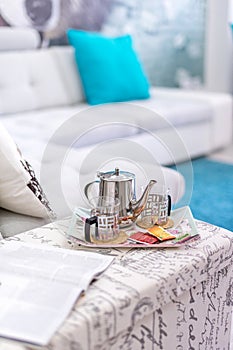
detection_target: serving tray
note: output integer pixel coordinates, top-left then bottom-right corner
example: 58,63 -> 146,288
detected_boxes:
67,206 -> 199,248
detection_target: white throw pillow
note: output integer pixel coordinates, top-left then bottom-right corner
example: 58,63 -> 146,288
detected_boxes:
0,122 -> 54,218
0,28 -> 40,52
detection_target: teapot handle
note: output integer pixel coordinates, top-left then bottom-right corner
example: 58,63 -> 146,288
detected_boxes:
84,180 -> 100,200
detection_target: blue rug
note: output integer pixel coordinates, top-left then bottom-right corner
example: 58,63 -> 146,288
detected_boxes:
171,158 -> 233,232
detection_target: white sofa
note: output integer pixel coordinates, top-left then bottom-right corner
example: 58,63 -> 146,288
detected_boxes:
0,46 -> 232,160
0,45 -> 232,236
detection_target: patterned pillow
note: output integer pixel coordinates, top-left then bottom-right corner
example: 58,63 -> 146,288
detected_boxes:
0,122 -> 54,218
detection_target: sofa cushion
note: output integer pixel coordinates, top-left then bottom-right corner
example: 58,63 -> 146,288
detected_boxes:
0,27 -> 40,52
0,49 -> 73,114
0,122 -> 54,218
67,30 -> 150,105
50,46 -> 85,104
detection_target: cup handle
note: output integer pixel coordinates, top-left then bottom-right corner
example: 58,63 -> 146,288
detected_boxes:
84,216 -> 98,242
168,195 -> 171,216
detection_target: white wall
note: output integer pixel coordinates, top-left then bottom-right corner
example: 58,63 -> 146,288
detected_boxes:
204,0 -> 233,93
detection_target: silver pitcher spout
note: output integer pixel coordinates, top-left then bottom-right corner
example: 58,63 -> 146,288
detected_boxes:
130,179 -> 157,221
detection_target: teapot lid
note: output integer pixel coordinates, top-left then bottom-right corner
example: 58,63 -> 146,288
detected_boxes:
97,167 -> 134,182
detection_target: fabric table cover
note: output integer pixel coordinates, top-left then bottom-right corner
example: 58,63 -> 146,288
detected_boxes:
0,218 -> 232,350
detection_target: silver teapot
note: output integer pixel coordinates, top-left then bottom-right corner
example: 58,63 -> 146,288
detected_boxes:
84,167 -> 156,226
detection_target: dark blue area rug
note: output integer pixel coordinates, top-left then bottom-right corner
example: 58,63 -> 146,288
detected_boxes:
171,158 -> 233,232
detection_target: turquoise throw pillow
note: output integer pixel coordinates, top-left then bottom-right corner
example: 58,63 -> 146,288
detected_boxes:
67,30 -> 150,105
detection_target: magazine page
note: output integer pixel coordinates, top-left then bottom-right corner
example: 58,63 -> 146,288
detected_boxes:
0,241 -> 114,345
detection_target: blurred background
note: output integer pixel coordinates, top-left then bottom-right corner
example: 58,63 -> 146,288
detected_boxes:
0,0 -> 232,93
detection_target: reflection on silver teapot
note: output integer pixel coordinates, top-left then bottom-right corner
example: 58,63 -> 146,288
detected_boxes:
84,167 -> 156,227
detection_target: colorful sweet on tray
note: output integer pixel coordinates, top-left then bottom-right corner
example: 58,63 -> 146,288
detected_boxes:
128,225 -> 191,245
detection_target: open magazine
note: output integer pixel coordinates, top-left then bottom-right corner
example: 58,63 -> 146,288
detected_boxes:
0,241 -> 114,345
68,206 -> 199,248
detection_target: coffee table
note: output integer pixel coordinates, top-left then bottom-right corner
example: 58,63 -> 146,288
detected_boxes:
0,217 -> 232,349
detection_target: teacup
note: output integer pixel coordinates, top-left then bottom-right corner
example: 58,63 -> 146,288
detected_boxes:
84,196 -> 120,242
139,186 -> 171,228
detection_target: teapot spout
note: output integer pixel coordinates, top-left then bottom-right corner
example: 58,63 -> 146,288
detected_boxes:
130,179 -> 157,221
